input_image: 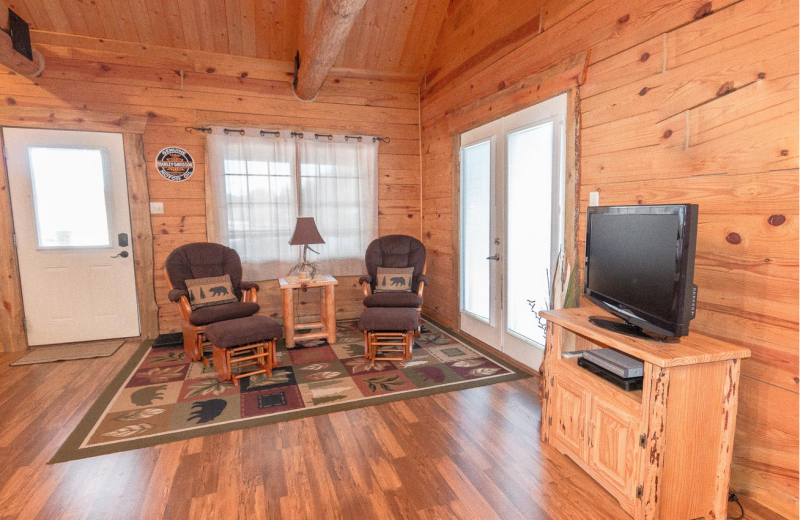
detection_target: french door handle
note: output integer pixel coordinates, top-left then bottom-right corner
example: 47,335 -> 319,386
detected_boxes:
111,251 -> 129,259
486,254 -> 500,261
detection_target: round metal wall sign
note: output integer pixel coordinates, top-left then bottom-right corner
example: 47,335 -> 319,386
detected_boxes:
155,147 -> 195,182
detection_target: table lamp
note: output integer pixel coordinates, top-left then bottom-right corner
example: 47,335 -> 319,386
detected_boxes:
288,217 -> 325,280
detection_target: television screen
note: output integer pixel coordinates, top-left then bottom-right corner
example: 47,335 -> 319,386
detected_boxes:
584,205 -> 698,338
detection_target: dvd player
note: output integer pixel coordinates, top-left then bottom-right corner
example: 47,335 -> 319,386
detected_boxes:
582,349 -> 643,378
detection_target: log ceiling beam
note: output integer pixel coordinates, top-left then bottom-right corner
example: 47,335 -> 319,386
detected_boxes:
294,0 -> 367,101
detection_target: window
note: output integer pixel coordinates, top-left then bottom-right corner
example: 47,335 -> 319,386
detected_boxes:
28,147 -> 111,248
207,128 -> 378,280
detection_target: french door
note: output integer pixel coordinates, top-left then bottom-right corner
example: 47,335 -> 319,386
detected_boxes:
459,94 -> 566,370
3,128 -> 140,345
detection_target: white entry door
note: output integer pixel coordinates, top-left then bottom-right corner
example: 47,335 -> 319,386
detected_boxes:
459,94 -> 566,370
3,128 -> 140,346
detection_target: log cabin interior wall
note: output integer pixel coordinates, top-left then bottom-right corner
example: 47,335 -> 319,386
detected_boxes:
0,30 -> 423,337
0,0 -> 795,516
418,0 -> 798,516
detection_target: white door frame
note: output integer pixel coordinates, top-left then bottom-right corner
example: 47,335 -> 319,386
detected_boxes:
457,94 -> 568,370
0,112 -> 157,352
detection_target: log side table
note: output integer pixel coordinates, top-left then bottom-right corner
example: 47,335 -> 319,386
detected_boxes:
278,275 -> 338,348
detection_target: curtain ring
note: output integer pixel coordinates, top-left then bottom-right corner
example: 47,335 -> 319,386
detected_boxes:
224,128 -> 245,135
260,130 -> 280,137
345,135 -> 363,142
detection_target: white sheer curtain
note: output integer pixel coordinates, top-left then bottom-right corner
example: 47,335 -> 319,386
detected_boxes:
207,128 -> 378,279
297,135 -> 378,276
207,127 -> 298,280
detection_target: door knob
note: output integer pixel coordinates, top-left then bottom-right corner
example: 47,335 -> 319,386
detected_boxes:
486,254 -> 500,261
111,251 -> 129,258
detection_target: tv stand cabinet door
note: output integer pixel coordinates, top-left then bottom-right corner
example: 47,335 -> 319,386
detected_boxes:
587,393 -> 641,507
552,374 -> 588,462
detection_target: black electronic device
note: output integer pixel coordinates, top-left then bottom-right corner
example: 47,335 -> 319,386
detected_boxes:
583,204 -> 699,341
8,9 -> 33,61
577,357 -> 643,392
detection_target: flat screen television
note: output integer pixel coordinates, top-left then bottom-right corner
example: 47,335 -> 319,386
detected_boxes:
583,204 -> 699,341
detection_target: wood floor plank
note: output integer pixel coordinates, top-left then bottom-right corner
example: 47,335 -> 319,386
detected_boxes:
0,343 -> 769,519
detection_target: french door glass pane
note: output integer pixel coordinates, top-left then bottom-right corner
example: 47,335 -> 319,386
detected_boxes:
461,140 -> 492,320
506,122 -> 554,345
28,147 -> 111,248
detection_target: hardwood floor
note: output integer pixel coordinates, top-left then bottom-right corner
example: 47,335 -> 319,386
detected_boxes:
0,341 -> 784,519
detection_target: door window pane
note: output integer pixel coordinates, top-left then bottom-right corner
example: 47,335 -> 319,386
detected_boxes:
506,122 -> 554,345
29,147 -> 111,248
461,141 -> 492,320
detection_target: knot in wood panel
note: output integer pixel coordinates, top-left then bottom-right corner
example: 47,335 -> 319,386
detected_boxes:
725,232 -> 742,245
768,215 -> 786,226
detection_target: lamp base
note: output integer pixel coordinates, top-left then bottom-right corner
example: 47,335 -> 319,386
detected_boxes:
288,261 -> 320,279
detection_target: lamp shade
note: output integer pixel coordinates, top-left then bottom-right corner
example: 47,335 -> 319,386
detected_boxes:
289,217 -> 325,246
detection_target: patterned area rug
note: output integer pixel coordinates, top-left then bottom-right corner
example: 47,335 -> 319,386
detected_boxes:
51,320 -> 527,463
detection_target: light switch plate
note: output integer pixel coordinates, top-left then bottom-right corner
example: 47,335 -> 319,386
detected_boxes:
589,191 -> 600,206
150,202 -> 164,214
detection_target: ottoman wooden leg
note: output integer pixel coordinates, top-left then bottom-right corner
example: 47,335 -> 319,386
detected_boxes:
271,339 -> 278,369
213,346 -> 232,382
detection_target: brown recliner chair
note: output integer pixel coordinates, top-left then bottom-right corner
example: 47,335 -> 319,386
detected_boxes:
358,235 -> 427,334
165,243 -> 261,363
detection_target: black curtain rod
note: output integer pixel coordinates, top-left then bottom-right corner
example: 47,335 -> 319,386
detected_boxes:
185,126 -> 388,142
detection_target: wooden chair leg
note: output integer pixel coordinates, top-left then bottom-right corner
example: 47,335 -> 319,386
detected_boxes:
271,339 -> 278,368
364,332 -> 370,359
183,326 -> 203,362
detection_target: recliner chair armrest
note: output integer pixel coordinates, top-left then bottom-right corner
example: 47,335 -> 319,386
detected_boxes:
168,289 -> 189,302
416,274 -> 428,299
239,281 -> 260,291
359,275 -> 373,298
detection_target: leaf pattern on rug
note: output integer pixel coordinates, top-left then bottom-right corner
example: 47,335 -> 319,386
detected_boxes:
364,375 -> 405,393
469,367 -> 501,377
451,359 -> 484,368
247,371 -> 291,389
139,366 -> 185,382
148,352 -> 185,365
345,359 -> 389,374
312,394 -> 347,406
307,379 -> 339,389
418,333 -> 451,346
114,408 -> 166,421
311,386 -> 352,398
402,360 -> 429,368
184,378 -> 234,398
300,363 -> 331,371
305,371 -> 342,381
415,367 -> 445,383
102,423 -> 156,438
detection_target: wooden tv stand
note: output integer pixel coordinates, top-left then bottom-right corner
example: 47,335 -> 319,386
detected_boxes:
538,307 -> 750,520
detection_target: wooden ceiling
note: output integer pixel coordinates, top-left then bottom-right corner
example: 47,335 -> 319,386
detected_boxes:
0,0 -> 449,76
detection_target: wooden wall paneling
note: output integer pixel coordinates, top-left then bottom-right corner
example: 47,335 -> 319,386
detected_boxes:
122,133 -> 159,339
0,130 -> 26,352
420,0 -> 799,515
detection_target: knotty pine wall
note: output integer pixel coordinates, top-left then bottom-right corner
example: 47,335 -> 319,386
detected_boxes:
419,0 -> 798,516
0,31 -> 421,333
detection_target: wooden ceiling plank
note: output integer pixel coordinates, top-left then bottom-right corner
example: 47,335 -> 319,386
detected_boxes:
239,0 -> 257,57
143,0 -> 172,47
225,0 -> 243,55
0,27 -> 43,75
380,0 -> 416,73
268,0 -> 284,61
207,0 -> 230,54
162,0 -> 188,49
108,0 -> 140,42
75,0 -> 107,39
58,0 -> 90,36
282,0 -> 301,62
254,0 -> 270,58
39,0 -> 71,33
176,0 -> 201,51
294,0 -> 368,100
95,1 -> 123,41
125,0 -> 155,44
192,0 -> 215,52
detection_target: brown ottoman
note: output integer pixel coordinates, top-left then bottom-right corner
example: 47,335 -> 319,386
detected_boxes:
358,307 -> 419,365
204,315 -> 282,386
